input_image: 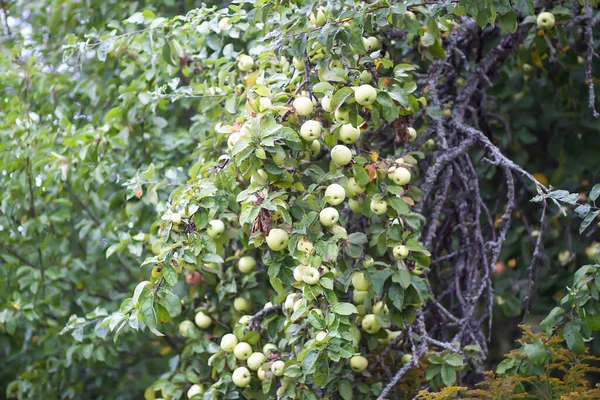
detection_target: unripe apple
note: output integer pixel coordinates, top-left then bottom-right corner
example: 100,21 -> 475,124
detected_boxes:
300,120 -> 322,141
237,55 -> 254,72
321,95 -> 333,112
302,266 -> 320,285
194,311 -> 212,329
389,167 -> 411,185
362,36 -> 380,52
238,256 -> 256,273
423,138 -> 435,151
220,333 -> 238,352
352,272 -> 370,290
325,183 -> 346,205
356,304 -> 366,316
348,198 -> 360,213
401,353 -> 413,364
266,228 -> 289,251
257,368 -> 267,381
393,244 -> 409,259
207,219 -> 225,238
407,127 -> 417,142
263,343 -> 278,355
537,12 -> 555,30
297,237 -> 315,253
360,70 -> 373,84
339,124 -> 360,144
187,384 -> 204,399
412,265 -> 425,276
330,145 -> 352,166
309,139 -> 321,156
293,96 -> 313,116
271,360 -> 286,376
347,177 -> 365,195
293,298 -> 304,313
232,366 -> 251,387
238,315 -> 251,325
284,293 -> 297,310
293,265 -> 307,282
273,153 -> 285,165
250,168 -> 268,186
372,301 -> 389,316
233,342 -> 253,360
334,107 -> 351,124
227,131 -> 244,149
370,199 -> 388,215
354,84 -> 377,106
179,320 -> 195,338
353,289 -> 368,303
292,57 -> 304,70
330,224 -> 347,237
362,314 -> 381,334
171,212 -> 182,225
309,7 -> 327,27
247,352 -> 266,370
320,207 -> 340,227
316,330 -> 328,342
263,302 -> 273,309
233,297 -> 251,313
405,11 -> 417,20
350,355 -> 368,372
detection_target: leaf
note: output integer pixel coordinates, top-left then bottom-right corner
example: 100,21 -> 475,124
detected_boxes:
440,364 -> 456,386
564,322 -> 585,354
590,184 -> 600,201
331,87 -> 354,112
139,296 -> 158,332
302,350 -> 318,374
368,269 -> 393,297
499,11 -> 517,33
347,232 -> 368,245
580,210 -> 599,234
339,380 -> 353,400
445,353 -> 464,367
522,338 -> 546,363
331,302 -> 358,315
389,284 -> 404,310
513,0 -> 535,14
352,164 -> 369,187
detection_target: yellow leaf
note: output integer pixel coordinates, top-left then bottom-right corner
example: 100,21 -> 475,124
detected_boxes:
532,173 -> 548,186
531,51 -> 543,68
370,152 -> 378,162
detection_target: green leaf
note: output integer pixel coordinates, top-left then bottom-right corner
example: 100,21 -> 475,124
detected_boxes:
580,210 -> 600,234
445,353 -> 464,367
590,184 -> 600,201
331,87 -> 354,112
440,364 -> 456,386
331,302 -> 358,315
522,338 -> 546,363
499,11 -> 517,33
514,0 -> 535,14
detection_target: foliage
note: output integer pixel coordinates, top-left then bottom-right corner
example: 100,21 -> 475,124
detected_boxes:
1,0 -> 600,399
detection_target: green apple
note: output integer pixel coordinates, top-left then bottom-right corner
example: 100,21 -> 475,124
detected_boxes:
179,320 -> 195,338
353,289 -> 368,303
412,265 -> 425,276
259,97 -> 272,111
356,304 -> 366,316
293,265 -> 307,282
537,12 -> 555,30
293,298 -> 304,313
309,7 -> 327,27
401,353 -> 413,364
348,198 -> 360,213
271,360 -> 286,376
362,36 -> 380,52
238,315 -> 251,325
352,272 -> 370,290
297,237 -> 315,253
325,183 -> 346,205
233,342 -> 253,360
284,293 -> 297,310
220,333 -> 238,353
350,326 -> 361,342
370,199 -> 388,215
354,84 -> 377,106
250,168 -> 268,186
237,55 -> 254,72
331,145 -> 352,166
393,244 -> 409,259
334,107 -> 351,124
319,207 -> 340,227
263,343 -> 278,355
233,297 -> 251,312
347,177 -> 365,195
360,70 -> 372,84
372,301 -> 389,316
350,355 -> 368,372
227,131 -> 244,149
187,384 -> 204,399
405,11 -> 416,20
407,127 -> 417,142
302,266 -> 320,285
310,139 -> 321,156
238,256 -> 256,273
330,60 -> 343,69
293,96 -> 313,116
247,352 -> 266,370
361,314 -> 381,334
263,302 -> 273,309
266,228 -> 289,251
300,120 -> 322,141
207,219 -> 225,238
339,124 -> 360,144
273,153 -> 285,165
364,256 -> 374,268
315,330 -> 328,342
330,224 -> 347,237
171,212 -> 182,225
194,311 -> 212,329
257,368 -> 267,381
232,366 -> 251,387
292,56 -> 304,70
321,95 -> 333,112
389,167 -> 411,185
